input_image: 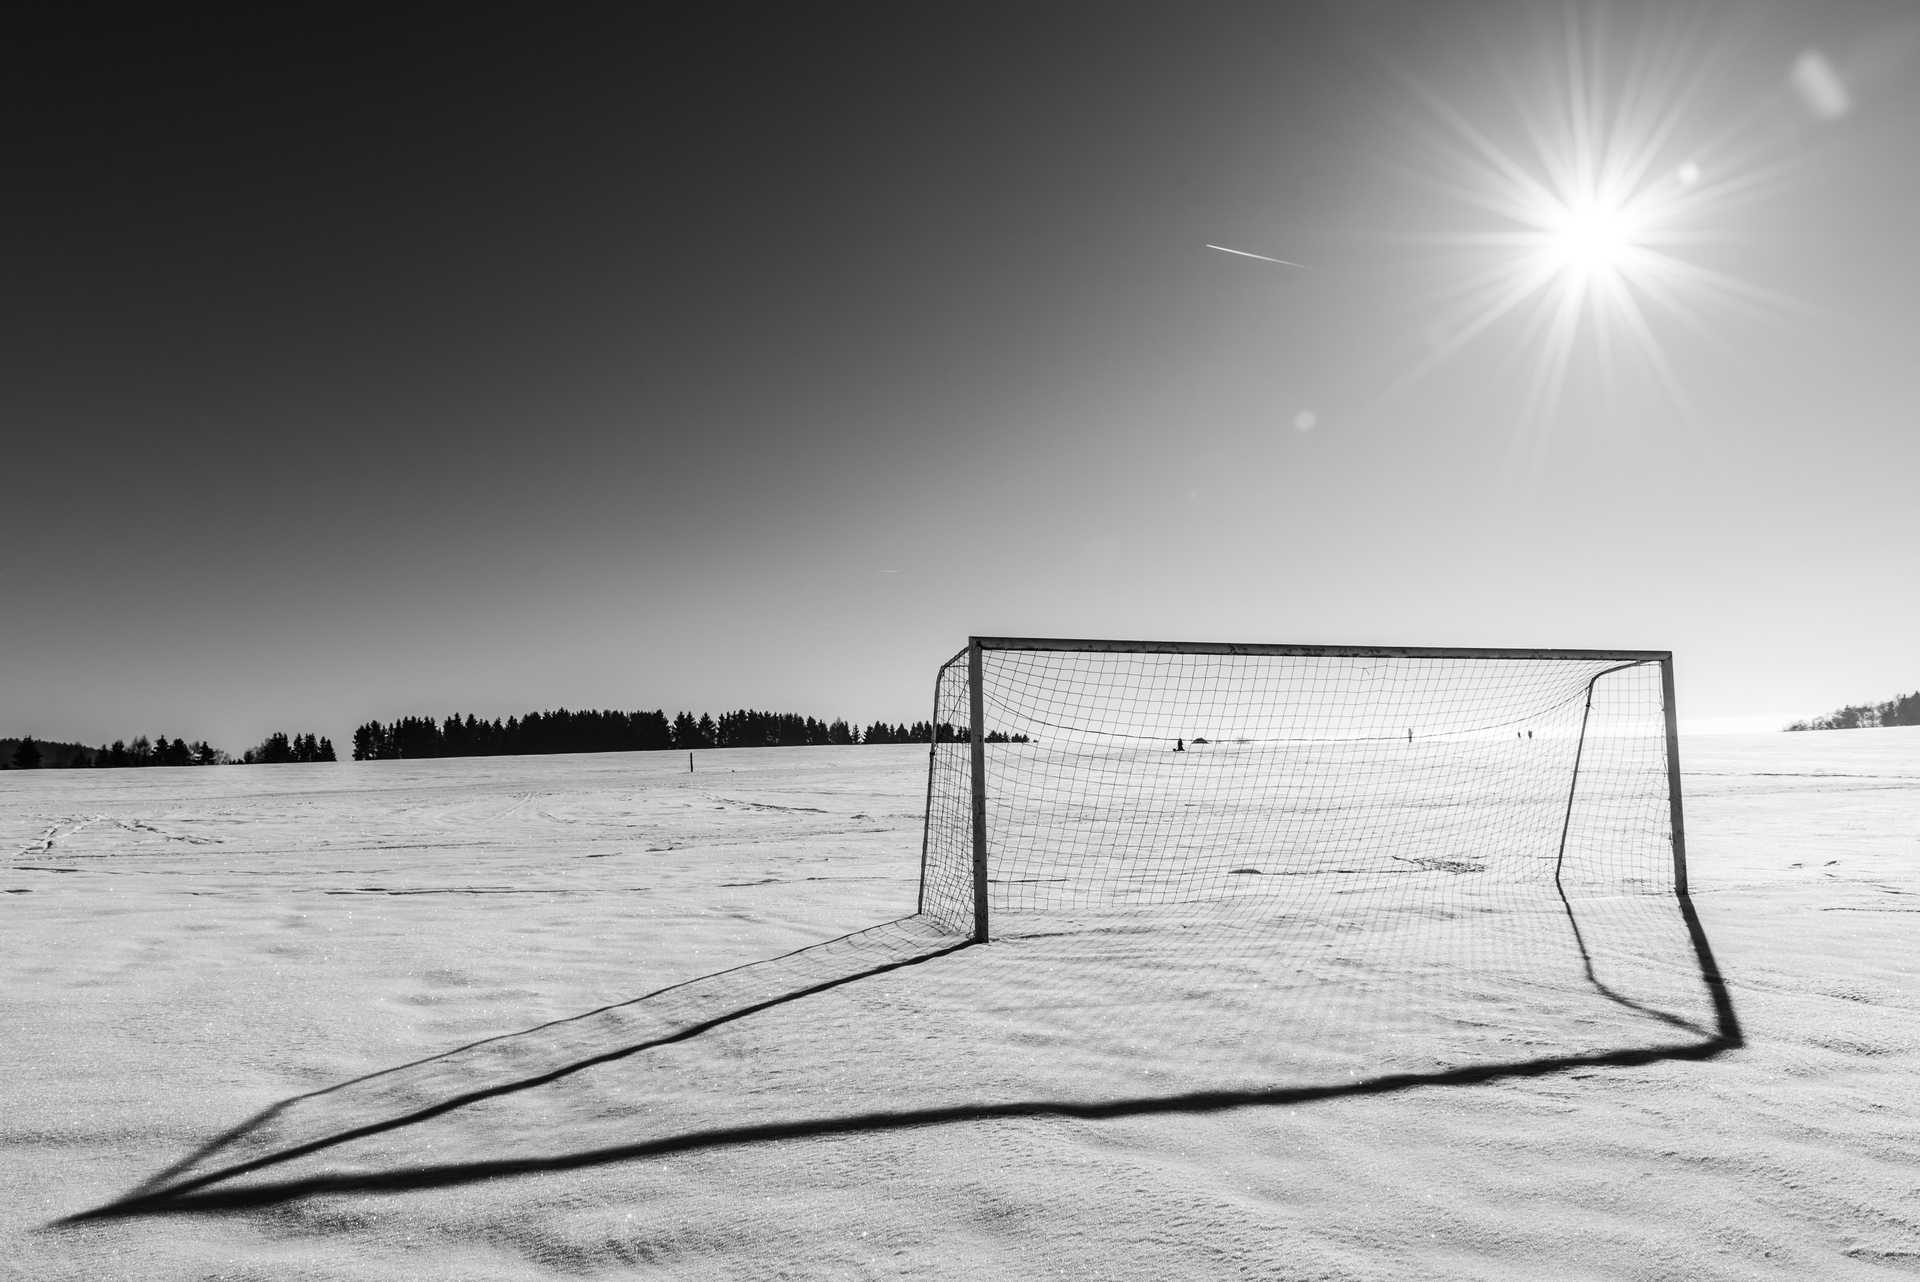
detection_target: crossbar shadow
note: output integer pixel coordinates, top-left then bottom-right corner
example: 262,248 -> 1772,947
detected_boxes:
58,893 -> 1740,1225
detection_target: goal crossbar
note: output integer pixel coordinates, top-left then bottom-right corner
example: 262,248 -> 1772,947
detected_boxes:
969,637 -> 1674,663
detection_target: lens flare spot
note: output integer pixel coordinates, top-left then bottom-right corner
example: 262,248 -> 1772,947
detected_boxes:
1790,48 -> 1852,121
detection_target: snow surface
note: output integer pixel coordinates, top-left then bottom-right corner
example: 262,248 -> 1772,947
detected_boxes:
3,731 -> 1917,1279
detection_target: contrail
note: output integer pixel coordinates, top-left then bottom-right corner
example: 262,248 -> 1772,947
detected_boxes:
1206,243 -> 1306,268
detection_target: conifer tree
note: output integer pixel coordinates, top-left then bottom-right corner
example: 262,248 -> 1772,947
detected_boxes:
672,711 -> 700,749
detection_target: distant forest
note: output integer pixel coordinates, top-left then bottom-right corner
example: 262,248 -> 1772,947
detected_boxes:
1,730 -> 335,769
2,708 -> 1030,770
349,709 -> 1026,760
1785,690 -> 1920,732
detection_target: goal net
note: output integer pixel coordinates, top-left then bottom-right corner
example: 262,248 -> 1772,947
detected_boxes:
919,638 -> 1685,942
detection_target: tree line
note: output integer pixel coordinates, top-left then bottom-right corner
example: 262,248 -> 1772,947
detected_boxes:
1,730 -> 334,769
349,708 -> 1027,760
242,732 -> 338,764
4,707 -> 1034,770
1,735 -> 226,770
1785,689 -> 1920,732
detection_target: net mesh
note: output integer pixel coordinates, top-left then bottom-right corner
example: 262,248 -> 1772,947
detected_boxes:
922,645 -> 1674,937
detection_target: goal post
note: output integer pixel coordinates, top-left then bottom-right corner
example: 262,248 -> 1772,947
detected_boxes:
918,637 -> 1686,943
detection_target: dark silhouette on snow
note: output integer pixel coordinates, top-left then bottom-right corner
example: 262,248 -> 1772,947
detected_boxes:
62,888 -> 1740,1224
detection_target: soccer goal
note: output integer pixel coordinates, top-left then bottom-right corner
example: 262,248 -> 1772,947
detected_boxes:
918,638 -> 1687,943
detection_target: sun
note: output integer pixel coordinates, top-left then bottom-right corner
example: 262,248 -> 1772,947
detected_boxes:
1382,7 -> 1792,439
1543,195 -> 1639,283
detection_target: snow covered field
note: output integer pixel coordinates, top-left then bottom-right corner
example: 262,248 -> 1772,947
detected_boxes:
4,730 -> 1917,1279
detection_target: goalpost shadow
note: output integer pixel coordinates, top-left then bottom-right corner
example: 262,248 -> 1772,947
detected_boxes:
59,891 -> 1740,1225
59,640 -> 1733,1226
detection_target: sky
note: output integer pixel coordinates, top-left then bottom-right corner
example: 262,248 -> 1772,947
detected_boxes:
5,1 -> 1918,753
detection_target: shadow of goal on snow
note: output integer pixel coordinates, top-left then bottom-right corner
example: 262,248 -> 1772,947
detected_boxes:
64,885 -> 1739,1224
65,915 -> 971,1222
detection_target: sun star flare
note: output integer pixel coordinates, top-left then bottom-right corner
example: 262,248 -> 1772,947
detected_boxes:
1386,7 -> 1799,446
